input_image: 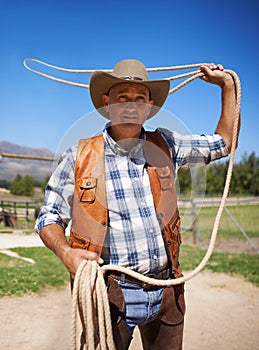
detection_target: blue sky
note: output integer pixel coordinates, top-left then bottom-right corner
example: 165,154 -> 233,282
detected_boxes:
0,0 -> 258,162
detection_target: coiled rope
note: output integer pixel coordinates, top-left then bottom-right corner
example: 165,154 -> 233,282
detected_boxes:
24,58 -> 241,349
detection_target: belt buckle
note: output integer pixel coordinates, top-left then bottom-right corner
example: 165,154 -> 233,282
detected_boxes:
142,273 -> 155,289
141,281 -> 150,289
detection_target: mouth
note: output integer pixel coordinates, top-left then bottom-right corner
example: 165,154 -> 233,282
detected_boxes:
121,115 -> 137,123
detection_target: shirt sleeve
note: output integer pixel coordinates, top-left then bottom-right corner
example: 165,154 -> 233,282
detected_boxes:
35,146 -> 77,233
156,127 -> 229,169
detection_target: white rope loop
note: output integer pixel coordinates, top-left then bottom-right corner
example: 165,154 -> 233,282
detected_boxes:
23,58 -> 207,93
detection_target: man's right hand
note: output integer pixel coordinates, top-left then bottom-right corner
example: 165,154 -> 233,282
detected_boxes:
39,224 -> 104,280
61,246 -> 104,279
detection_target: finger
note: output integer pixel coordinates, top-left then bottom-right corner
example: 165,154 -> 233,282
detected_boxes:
209,63 -> 218,70
81,250 -> 104,265
200,63 -> 223,71
211,63 -> 224,71
199,65 -> 211,75
217,64 -> 224,71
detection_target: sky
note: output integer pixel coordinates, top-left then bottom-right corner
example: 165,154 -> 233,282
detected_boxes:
0,0 -> 258,162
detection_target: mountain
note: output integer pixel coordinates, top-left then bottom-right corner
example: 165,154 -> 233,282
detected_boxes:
0,141 -> 55,181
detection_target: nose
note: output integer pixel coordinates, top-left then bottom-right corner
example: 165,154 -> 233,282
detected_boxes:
126,102 -> 137,110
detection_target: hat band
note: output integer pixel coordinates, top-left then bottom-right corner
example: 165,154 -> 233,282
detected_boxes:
120,76 -> 144,81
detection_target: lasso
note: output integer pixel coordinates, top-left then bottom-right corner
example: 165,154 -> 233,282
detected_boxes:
24,58 -> 241,349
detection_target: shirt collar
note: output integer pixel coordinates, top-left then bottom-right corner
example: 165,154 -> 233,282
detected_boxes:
103,123 -> 146,158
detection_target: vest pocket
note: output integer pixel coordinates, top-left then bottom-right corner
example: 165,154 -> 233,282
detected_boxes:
155,166 -> 173,190
79,177 -> 97,202
69,229 -> 90,249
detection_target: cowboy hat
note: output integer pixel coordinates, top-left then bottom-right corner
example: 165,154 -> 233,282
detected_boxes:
89,59 -> 170,119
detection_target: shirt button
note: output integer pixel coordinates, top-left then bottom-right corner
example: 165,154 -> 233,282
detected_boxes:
141,201 -> 145,206
153,255 -> 157,260
149,229 -> 154,234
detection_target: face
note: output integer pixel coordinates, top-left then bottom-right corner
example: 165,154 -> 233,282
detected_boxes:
102,83 -> 153,128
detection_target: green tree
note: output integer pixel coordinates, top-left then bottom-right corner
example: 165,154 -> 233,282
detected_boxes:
230,152 -> 259,195
10,174 -> 35,196
206,162 -> 228,194
0,179 -> 11,189
41,176 -> 50,192
10,174 -> 23,195
177,167 -> 191,194
22,175 -> 35,196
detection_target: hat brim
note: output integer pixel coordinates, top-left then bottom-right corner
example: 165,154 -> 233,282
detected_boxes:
89,71 -> 170,119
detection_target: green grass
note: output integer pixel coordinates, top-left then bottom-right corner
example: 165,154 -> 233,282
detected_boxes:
0,247 -> 69,297
181,204 -> 259,240
180,244 -> 259,286
0,203 -> 258,297
0,244 -> 258,298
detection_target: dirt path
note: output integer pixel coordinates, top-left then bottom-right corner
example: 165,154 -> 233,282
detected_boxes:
0,271 -> 258,350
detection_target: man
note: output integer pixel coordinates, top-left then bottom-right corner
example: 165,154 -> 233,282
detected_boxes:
36,59 -> 239,349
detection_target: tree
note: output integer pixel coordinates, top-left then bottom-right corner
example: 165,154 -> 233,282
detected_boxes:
41,176 -> 50,192
10,174 -> 23,195
230,152 -> 259,195
0,179 -> 11,189
177,168 -> 191,194
206,162 -> 228,194
22,175 -> 35,196
10,174 -> 35,196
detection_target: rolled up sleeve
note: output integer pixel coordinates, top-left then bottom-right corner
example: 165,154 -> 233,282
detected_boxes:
35,146 -> 77,233
157,128 -> 229,169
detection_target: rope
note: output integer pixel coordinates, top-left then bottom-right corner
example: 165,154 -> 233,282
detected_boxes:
72,260 -> 116,350
22,58 -> 215,92
23,58 -> 241,348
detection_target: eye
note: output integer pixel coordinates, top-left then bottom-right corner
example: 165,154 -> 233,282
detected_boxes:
116,95 -> 128,102
135,95 -> 146,103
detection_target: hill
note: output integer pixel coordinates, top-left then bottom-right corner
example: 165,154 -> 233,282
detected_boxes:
0,141 -> 55,181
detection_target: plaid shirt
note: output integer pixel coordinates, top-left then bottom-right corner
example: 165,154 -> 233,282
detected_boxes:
36,127 -> 228,274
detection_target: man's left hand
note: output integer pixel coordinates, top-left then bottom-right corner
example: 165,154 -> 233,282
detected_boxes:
199,63 -> 234,88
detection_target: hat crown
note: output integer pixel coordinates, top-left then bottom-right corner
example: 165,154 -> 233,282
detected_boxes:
112,59 -> 149,81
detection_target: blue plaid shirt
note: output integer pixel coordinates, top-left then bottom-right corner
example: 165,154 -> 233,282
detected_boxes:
36,127 -> 228,274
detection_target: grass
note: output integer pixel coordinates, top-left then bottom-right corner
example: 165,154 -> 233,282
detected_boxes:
181,204 -> 259,239
0,244 -> 258,298
0,247 -> 69,297
0,203 -> 258,297
180,244 -> 259,286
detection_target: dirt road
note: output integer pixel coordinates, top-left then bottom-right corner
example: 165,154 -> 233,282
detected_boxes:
0,271 -> 258,349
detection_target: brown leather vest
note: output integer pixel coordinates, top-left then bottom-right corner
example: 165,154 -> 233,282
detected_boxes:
69,132 -> 182,277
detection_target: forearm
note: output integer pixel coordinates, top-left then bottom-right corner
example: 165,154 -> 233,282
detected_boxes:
39,223 -> 103,278
39,224 -> 70,263
215,75 -> 240,151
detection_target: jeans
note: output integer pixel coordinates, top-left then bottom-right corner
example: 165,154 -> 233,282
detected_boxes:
107,275 -> 185,350
117,278 -> 164,334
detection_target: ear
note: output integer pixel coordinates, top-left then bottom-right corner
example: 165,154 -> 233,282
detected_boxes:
102,94 -> 110,112
147,99 -> 154,116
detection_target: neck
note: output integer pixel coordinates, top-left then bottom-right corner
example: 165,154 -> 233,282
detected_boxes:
109,124 -> 143,150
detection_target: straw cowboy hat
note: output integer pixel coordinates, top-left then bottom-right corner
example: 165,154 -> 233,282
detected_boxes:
89,59 -> 170,119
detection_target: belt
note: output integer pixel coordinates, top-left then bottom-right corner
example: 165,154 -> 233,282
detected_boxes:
109,268 -> 171,289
